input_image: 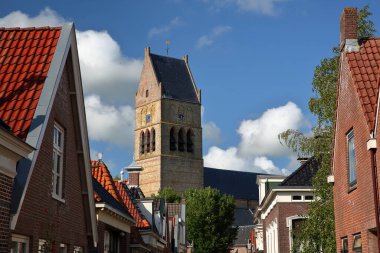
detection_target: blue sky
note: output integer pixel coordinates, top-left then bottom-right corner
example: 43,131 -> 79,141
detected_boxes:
1,0 -> 379,176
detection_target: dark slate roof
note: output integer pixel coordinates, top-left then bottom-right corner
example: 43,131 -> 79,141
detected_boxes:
150,53 -> 199,103
234,225 -> 254,246
233,208 -> 254,226
92,179 -> 133,219
279,157 -> 320,187
204,167 -> 266,200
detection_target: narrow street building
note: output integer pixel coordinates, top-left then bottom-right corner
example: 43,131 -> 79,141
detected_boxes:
332,7 -> 380,253
0,25 -> 98,252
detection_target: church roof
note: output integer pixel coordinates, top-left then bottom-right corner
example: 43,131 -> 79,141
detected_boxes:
150,53 -> 199,103
204,167 -> 266,201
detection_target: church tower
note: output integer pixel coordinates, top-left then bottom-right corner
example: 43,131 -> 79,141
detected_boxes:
134,48 -> 203,196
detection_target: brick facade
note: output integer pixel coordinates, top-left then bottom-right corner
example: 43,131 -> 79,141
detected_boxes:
12,64 -> 91,252
263,202 -> 309,253
0,174 -> 13,253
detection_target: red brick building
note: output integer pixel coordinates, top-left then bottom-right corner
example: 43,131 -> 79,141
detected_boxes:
0,25 -> 98,252
255,158 -> 319,253
332,8 -> 380,253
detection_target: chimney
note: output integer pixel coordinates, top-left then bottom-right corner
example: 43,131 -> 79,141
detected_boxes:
340,8 -> 359,52
126,161 -> 143,187
120,169 -> 124,181
97,152 -> 103,162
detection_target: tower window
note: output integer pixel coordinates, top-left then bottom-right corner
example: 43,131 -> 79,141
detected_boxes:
146,90 -> 149,97
170,127 -> 177,151
187,129 -> 194,153
140,131 -> 145,154
152,128 -> 156,151
178,128 -> 185,152
146,114 -> 151,123
178,113 -> 184,121
146,130 -> 151,152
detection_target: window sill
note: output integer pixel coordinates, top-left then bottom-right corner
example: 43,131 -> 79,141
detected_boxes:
348,184 -> 357,193
52,194 -> 65,204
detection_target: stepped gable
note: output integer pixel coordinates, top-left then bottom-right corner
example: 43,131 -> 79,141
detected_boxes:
279,157 -> 320,187
150,53 -> 199,103
114,180 -> 150,229
346,37 -> 380,131
0,27 -> 61,140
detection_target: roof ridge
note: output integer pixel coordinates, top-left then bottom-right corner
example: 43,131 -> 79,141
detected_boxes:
0,26 -> 62,31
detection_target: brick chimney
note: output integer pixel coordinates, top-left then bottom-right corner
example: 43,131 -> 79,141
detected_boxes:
126,162 -> 143,187
340,8 -> 359,52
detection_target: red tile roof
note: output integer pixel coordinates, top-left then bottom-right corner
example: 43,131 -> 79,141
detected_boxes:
0,27 -> 61,140
91,160 -> 150,229
346,37 -> 380,131
91,160 -> 123,202
114,181 -> 150,229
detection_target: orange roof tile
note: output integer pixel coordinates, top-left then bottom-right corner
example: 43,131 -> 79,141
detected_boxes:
91,160 -> 150,228
114,180 -> 150,229
0,27 -> 61,140
346,37 -> 380,131
91,160 -> 123,203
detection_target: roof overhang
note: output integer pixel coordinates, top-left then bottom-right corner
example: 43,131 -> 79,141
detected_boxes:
96,203 -> 136,232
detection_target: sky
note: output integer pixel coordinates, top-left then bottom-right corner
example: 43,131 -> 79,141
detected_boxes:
1,0 -> 379,177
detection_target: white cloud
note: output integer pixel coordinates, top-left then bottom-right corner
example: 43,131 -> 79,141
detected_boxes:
203,121 -> 222,143
85,95 -> 135,147
204,102 -> 308,175
0,8 -> 63,27
0,8 -> 143,105
202,0 -> 284,15
238,101 -> 306,157
76,30 -> 142,104
148,17 -> 182,38
196,25 -> 232,48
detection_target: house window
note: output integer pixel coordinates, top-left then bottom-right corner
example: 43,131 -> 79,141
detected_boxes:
38,239 -> 51,253
104,231 -> 110,253
292,195 -> 302,201
59,243 -> 68,253
104,231 -> 119,253
53,123 -> 64,200
347,130 -> 357,187
73,246 -> 83,253
305,195 -> 314,201
353,234 -> 362,252
342,237 -> 348,253
11,234 -> 29,253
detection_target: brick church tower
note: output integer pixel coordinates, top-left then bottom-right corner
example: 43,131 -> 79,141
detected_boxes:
134,48 -> 203,196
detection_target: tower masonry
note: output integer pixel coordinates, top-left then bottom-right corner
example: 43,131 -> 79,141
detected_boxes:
134,47 -> 203,196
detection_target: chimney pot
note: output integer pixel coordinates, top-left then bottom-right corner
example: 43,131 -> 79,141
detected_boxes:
340,8 -> 358,51
97,152 -> 103,161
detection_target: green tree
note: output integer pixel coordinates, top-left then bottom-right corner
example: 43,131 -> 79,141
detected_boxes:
185,187 -> 237,253
154,186 -> 182,203
279,5 -> 375,253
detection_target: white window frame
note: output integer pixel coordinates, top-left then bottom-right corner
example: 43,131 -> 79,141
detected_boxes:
52,123 -> 65,202
347,129 -> 357,187
11,234 -> 29,253
38,239 -> 51,253
59,243 -> 68,253
73,246 -> 83,253
104,230 -> 110,253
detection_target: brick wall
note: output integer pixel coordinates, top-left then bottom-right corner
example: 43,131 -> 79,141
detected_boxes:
12,64 -> 91,252
0,174 -> 13,253
263,202 -> 309,253
333,53 -> 376,253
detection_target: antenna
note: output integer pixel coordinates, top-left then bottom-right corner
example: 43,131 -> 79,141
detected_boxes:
165,40 -> 170,56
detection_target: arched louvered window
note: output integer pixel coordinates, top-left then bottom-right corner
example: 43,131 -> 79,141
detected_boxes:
170,127 -> 177,151
140,131 -> 145,154
152,128 -> 156,151
146,129 -> 151,152
187,129 -> 194,153
178,128 -> 185,152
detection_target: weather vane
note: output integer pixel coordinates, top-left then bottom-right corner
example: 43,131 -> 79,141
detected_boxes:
165,40 -> 170,56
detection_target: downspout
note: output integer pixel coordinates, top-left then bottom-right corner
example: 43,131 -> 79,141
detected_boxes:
367,133 -> 380,250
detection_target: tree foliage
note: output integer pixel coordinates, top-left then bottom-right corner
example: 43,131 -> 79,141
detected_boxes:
279,5 -> 376,253
184,187 -> 237,253
154,186 -> 182,203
